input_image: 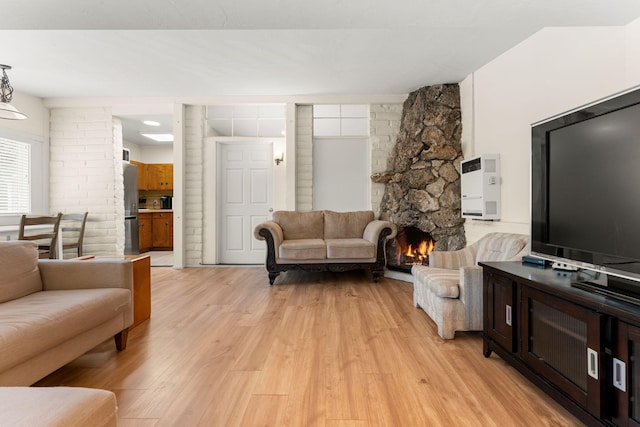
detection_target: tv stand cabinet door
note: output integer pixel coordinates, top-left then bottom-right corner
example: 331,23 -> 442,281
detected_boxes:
612,321 -> 640,426
521,286 -> 604,417
484,271 -> 516,353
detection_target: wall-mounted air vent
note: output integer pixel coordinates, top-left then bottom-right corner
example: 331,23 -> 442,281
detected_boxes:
461,154 -> 501,220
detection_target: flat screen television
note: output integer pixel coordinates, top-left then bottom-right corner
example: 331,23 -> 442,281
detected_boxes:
531,86 -> 640,302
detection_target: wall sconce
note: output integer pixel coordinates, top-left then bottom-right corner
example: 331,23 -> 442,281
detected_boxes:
274,152 -> 284,166
0,65 -> 27,120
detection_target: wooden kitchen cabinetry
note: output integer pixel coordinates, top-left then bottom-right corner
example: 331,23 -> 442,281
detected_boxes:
130,160 -> 148,190
130,162 -> 173,191
138,212 -> 153,252
481,261 -> 640,426
151,212 -> 173,249
138,211 -> 173,251
146,164 -> 173,191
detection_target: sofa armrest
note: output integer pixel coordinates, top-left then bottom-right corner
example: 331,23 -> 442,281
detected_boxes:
458,265 -> 484,330
429,246 -> 476,270
38,260 -> 133,291
254,221 -> 284,269
362,220 -> 397,244
254,221 -> 283,245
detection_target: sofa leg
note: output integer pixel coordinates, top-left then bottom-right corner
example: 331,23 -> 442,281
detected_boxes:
268,272 -> 279,285
372,270 -> 382,283
438,324 -> 456,340
114,328 -> 129,351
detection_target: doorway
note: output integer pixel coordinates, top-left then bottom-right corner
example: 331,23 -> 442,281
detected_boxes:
118,113 -> 175,267
216,141 -> 274,264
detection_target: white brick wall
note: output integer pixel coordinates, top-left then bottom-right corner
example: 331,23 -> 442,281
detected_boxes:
296,105 -> 313,211
49,107 -> 121,256
370,104 -> 402,217
184,105 -> 206,266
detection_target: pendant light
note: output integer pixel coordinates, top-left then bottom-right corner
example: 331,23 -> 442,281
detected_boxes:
0,65 -> 27,120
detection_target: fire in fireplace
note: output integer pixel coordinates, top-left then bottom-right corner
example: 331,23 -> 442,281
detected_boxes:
387,226 -> 435,273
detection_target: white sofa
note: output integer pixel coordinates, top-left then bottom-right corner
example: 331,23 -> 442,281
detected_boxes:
0,240 -> 133,386
412,232 -> 529,339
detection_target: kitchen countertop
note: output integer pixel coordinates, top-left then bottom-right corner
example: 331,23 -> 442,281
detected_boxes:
139,209 -> 173,213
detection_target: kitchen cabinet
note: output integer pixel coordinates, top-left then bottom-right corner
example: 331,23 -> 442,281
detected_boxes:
139,211 -> 172,251
130,162 -> 173,191
146,164 -> 173,191
130,161 -> 148,190
151,212 -> 173,249
481,261 -> 640,426
138,212 -> 153,252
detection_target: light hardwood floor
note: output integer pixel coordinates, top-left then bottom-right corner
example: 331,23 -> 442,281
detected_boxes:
36,267 -> 582,426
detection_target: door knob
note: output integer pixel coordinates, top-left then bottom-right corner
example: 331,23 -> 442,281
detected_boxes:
269,208 -> 273,212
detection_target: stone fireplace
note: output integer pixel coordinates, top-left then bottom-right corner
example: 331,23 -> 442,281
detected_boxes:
372,84 -> 466,270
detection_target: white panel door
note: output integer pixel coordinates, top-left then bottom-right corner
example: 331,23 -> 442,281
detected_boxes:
218,142 -> 273,264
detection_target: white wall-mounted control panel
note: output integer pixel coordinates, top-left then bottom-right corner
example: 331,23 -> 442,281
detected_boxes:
461,154 -> 501,220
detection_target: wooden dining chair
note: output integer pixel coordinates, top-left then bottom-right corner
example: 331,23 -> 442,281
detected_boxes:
60,212 -> 89,258
18,213 -> 63,259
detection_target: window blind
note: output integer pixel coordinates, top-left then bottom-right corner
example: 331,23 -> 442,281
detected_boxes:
0,137 -> 30,214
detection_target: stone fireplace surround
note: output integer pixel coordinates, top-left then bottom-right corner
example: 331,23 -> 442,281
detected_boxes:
372,84 -> 466,271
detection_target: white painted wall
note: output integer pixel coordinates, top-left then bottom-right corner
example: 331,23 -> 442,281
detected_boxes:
461,22 -> 640,244
626,17 -> 640,83
2,91 -> 48,138
123,141 -> 174,163
312,138 -> 369,211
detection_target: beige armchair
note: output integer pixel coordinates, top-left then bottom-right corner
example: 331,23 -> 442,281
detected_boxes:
412,232 -> 529,339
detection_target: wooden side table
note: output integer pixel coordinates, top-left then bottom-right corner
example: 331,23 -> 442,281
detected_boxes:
76,254 -> 151,329
128,254 -> 151,328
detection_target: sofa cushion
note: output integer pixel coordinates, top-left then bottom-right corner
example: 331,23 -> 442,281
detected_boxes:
0,288 -> 131,374
413,266 -> 460,299
273,211 -> 324,240
0,241 -> 43,304
325,239 -> 375,259
323,210 -> 374,239
0,386 -> 117,427
279,239 -> 327,260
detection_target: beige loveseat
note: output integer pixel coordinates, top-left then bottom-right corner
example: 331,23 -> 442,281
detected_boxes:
255,210 -> 397,284
412,232 -> 529,339
0,240 -> 133,386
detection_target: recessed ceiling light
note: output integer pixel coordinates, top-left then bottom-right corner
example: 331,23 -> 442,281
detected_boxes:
143,120 -> 161,126
141,133 -> 174,142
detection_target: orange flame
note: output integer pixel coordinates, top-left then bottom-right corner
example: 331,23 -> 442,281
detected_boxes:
402,240 -> 434,264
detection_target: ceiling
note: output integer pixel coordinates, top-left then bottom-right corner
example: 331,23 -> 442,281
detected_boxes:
4,1 -> 640,146
3,0 -> 640,101
119,114 -> 174,146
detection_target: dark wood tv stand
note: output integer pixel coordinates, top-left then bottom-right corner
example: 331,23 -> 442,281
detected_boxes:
480,261 -> 640,426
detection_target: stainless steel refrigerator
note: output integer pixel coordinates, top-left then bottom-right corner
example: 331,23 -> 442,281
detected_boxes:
123,162 -> 140,254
